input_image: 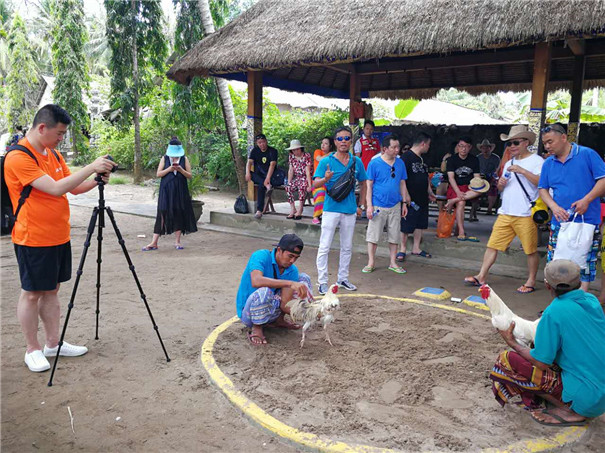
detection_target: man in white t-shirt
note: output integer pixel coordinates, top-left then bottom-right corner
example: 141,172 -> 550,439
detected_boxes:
464,125 -> 544,293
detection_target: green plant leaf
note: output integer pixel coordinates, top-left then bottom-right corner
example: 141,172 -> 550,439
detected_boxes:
394,99 -> 419,119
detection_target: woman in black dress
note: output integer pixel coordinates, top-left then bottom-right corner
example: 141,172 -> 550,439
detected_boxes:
142,138 -> 198,251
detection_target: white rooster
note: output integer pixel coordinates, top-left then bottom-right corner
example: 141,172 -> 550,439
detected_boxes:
480,285 -> 539,348
286,284 -> 340,348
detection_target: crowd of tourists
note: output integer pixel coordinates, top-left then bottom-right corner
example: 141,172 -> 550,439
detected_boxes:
4,104 -> 605,430
236,120 -> 605,427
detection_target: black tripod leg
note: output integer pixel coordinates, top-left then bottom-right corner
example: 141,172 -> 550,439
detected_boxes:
48,207 -> 100,386
95,201 -> 105,339
105,206 -> 171,362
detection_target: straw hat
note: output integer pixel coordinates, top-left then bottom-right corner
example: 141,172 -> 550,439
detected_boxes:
469,177 -> 490,193
476,139 -> 495,151
500,125 -> 536,145
285,139 -> 304,151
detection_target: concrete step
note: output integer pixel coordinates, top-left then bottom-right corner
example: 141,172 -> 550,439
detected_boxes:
207,210 -> 548,280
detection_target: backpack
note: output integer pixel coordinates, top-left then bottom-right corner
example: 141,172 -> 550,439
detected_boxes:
1,145 -> 60,236
234,194 -> 249,214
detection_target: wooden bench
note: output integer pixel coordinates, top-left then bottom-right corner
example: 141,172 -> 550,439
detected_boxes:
258,186 -> 313,214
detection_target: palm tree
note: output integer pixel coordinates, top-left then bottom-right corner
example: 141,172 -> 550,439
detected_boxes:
197,0 -> 246,192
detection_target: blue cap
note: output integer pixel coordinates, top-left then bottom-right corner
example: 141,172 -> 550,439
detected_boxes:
166,144 -> 184,157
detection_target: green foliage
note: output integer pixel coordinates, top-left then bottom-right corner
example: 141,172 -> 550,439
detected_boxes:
6,13 -> 39,130
104,0 -> 168,127
394,99 -> 419,119
50,0 -> 90,158
108,175 -> 128,185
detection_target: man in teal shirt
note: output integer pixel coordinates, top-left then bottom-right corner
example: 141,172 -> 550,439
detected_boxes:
236,234 -> 311,345
490,260 -> 605,426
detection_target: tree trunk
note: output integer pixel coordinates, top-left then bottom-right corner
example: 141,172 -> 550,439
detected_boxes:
198,0 -> 246,193
132,0 -> 142,184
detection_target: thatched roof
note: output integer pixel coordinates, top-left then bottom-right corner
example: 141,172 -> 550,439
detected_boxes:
168,0 -> 605,98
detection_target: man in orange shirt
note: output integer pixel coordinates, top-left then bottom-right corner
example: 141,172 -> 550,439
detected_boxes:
4,104 -> 115,372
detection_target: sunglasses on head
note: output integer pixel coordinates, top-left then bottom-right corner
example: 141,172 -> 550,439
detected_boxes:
541,125 -> 566,134
335,136 -> 351,142
505,139 -> 526,147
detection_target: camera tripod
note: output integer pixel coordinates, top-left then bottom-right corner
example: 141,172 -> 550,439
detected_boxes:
48,174 -> 170,386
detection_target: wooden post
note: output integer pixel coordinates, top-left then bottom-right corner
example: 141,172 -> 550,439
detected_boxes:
247,71 -> 263,202
568,39 -> 586,142
349,68 -> 361,142
528,42 -> 552,153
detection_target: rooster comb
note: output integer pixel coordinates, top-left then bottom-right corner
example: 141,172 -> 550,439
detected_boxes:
331,285 -> 338,294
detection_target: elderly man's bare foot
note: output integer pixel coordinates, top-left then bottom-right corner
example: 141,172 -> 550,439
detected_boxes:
530,407 -> 588,426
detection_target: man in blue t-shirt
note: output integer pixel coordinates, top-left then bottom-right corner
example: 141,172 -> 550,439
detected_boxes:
314,126 -> 367,295
236,234 -> 311,345
490,260 -> 605,426
364,134 -> 409,274
538,124 -> 605,290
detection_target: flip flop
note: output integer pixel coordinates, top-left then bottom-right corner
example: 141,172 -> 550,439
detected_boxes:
294,215 -> 302,220
411,250 -> 431,258
286,214 -> 295,219
457,236 -> 480,242
531,409 -> 588,427
517,285 -> 536,294
388,266 -> 407,274
247,331 -> 267,346
362,265 -> 375,273
464,276 -> 484,287
141,246 -> 158,251
396,252 -> 406,262
175,245 -> 184,250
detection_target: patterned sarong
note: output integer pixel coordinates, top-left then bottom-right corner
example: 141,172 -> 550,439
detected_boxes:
240,273 -> 312,328
312,186 -> 325,218
489,350 -> 563,410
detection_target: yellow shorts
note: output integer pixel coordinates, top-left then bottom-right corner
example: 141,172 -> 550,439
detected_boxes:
601,235 -> 605,274
487,215 -> 538,255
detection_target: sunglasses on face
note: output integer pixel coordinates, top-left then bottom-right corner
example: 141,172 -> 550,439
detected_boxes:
335,136 -> 351,142
505,139 -> 526,147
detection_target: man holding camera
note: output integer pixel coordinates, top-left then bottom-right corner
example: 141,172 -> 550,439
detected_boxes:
245,133 -> 278,219
4,104 -> 116,372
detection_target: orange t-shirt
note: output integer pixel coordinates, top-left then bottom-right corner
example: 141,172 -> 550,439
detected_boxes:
313,149 -> 328,173
5,138 -> 72,247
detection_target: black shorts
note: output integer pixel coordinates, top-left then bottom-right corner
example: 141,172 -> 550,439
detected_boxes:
400,203 -> 429,233
14,242 -> 72,291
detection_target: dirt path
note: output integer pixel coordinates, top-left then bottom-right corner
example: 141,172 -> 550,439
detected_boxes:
2,191 -> 604,452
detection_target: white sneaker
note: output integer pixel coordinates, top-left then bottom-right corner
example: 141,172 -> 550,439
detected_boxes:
43,341 -> 88,357
24,350 -> 51,372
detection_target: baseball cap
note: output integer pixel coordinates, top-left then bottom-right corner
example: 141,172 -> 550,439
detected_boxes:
544,260 -> 581,290
255,133 -> 267,141
275,234 -> 304,254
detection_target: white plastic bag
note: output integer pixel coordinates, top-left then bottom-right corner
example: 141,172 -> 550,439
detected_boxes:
553,214 -> 596,270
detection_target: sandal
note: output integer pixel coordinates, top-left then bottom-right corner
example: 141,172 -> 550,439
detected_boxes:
457,235 -> 480,242
142,245 -> 158,251
388,266 -> 407,274
411,251 -> 431,258
464,276 -> 484,287
294,215 -> 302,220
362,265 -> 375,273
286,214 -> 295,219
396,252 -> 406,262
247,331 -> 267,345
531,409 -> 588,427
517,285 -> 535,294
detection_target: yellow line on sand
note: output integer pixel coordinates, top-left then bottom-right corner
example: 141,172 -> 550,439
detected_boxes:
200,294 -> 588,453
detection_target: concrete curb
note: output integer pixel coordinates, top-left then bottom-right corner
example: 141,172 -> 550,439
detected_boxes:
201,293 -> 588,452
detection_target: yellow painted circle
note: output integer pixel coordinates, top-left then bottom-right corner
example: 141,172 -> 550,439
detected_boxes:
201,293 -> 588,453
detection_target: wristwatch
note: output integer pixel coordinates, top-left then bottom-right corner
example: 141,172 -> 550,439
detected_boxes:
359,205 -> 366,210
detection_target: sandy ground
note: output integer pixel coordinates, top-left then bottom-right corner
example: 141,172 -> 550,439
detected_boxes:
1,182 -> 604,452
